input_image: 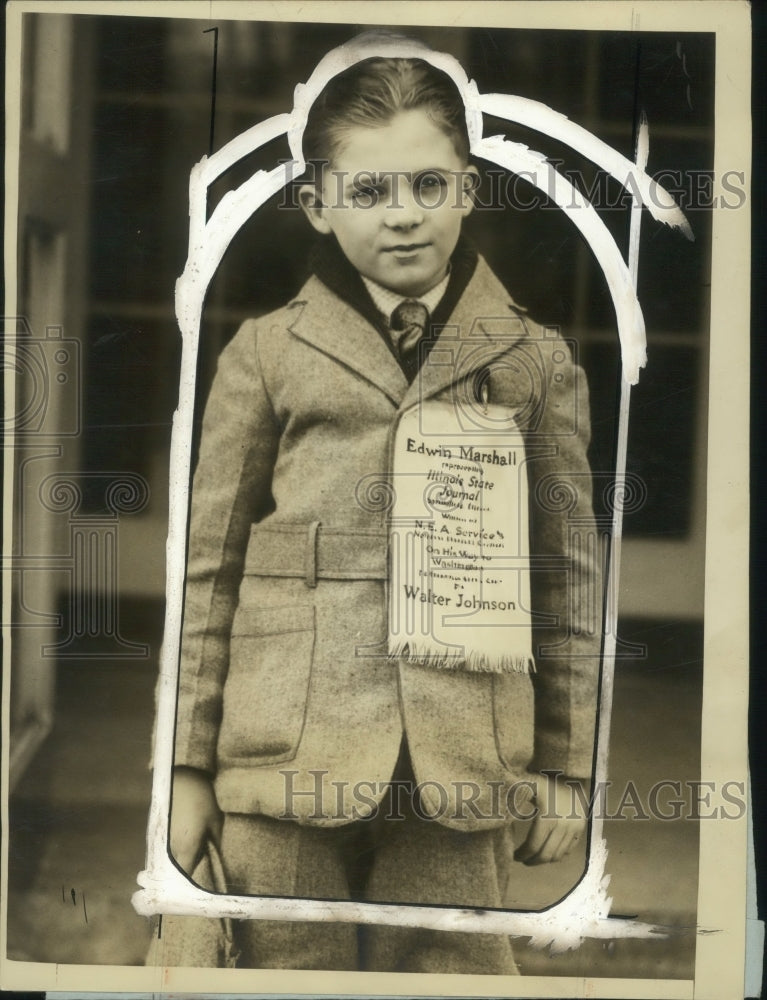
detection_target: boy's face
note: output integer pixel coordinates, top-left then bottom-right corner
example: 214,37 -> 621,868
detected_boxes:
299,109 -> 477,298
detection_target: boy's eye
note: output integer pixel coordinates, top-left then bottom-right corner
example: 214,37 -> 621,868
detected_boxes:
414,171 -> 448,206
351,183 -> 383,206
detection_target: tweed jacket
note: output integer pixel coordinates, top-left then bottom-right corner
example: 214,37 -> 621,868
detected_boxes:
174,254 -> 602,830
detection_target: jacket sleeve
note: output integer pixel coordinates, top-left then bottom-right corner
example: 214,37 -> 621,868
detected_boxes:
173,320 -> 280,774
522,329 -> 603,780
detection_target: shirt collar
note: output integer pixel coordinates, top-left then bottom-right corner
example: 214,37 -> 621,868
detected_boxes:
361,269 -> 451,325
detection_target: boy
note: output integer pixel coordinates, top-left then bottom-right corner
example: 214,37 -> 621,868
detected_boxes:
169,49 -> 600,974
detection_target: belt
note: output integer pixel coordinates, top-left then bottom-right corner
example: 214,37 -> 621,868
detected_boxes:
244,521 -> 389,588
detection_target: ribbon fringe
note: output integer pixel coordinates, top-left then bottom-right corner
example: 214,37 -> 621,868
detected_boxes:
389,640 -> 535,675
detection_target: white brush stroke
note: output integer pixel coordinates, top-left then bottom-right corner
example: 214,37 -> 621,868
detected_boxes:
134,31 -> 690,953
588,114 -> 649,898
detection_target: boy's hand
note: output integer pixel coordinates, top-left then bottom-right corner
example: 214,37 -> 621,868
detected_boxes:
170,766 -> 223,875
514,773 -> 589,866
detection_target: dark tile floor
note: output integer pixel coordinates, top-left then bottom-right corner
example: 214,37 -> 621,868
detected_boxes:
7,612 -> 702,976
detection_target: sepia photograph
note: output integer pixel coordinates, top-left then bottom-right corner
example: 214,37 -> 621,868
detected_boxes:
1,2 -> 751,996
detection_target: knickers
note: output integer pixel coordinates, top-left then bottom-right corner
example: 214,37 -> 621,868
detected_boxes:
219,744 -> 520,974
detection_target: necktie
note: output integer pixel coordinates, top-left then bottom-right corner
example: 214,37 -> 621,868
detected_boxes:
390,299 -> 429,367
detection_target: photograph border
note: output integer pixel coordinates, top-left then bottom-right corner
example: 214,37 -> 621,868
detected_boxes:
1,1 -> 751,996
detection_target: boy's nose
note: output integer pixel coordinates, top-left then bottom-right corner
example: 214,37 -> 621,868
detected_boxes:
385,183 -> 425,229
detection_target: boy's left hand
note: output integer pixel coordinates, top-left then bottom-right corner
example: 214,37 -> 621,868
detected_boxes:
514,773 -> 589,866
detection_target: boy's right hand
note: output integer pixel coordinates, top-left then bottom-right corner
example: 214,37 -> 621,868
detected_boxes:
170,766 -> 223,876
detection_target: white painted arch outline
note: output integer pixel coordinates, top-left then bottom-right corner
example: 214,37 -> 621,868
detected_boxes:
134,31 -> 692,952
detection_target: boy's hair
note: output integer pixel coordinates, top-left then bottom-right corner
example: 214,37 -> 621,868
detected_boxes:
302,56 -> 471,173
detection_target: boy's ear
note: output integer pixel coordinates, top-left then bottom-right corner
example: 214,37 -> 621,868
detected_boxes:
298,185 -> 332,235
460,165 -> 480,216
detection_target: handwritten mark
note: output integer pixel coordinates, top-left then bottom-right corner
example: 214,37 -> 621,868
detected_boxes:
62,886 -> 88,924
203,27 -> 219,156
675,41 -> 693,110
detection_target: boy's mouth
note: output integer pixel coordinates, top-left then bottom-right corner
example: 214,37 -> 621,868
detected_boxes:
384,243 -> 430,257
385,242 -> 430,254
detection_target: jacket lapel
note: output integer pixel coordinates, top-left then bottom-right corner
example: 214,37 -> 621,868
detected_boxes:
286,275 -> 408,406
286,256 -> 531,411
400,256 -> 531,411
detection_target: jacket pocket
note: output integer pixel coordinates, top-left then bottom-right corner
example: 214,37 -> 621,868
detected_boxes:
218,603 -> 315,766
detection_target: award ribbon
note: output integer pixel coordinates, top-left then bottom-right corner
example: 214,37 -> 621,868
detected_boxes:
388,401 -> 534,673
